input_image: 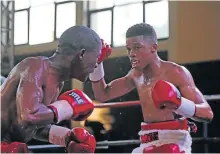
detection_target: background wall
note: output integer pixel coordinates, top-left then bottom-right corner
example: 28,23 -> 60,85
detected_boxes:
169,1 -> 220,63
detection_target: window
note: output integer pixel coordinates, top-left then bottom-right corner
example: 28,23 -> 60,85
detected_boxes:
113,3 -> 143,46
89,0 -> 114,10
91,11 -> 112,44
14,0 -> 76,45
145,0 -> 169,39
29,4 -> 55,45
87,0 -> 169,47
14,11 -> 28,45
114,0 -> 142,5
56,2 -> 76,38
15,0 -> 30,10
30,0 -> 54,7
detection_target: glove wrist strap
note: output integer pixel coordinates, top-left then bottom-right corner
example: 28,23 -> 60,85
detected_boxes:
49,125 -> 71,146
48,100 -> 73,123
175,97 -> 196,118
89,63 -> 105,82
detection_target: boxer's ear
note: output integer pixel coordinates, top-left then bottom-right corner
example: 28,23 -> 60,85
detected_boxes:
151,44 -> 158,53
79,49 -> 86,60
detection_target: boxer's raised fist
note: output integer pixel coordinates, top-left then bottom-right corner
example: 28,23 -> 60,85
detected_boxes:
97,39 -> 112,64
66,127 -> 96,153
89,39 -> 111,82
48,89 -> 94,123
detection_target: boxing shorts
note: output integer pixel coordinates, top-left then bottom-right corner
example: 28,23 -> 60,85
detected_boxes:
132,118 -> 193,153
1,141 -> 29,153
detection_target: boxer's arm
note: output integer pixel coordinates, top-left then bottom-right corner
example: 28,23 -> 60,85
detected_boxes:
91,71 -> 135,102
16,59 -> 54,126
177,67 -> 213,123
33,125 -> 52,142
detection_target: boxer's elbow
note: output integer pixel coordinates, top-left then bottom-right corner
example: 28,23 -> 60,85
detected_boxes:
20,110 -> 53,126
19,112 -> 40,125
94,93 -> 109,103
202,104 -> 214,123
206,109 -> 214,123
193,103 -> 213,123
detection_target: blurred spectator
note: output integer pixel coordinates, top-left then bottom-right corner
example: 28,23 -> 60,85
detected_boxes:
84,120 -> 107,142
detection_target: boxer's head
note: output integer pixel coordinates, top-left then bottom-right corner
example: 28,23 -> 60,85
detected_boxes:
126,23 -> 158,70
55,25 -> 102,81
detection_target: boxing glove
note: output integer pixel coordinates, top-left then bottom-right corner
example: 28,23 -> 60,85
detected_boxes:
1,142 -> 29,153
48,89 -> 94,123
66,127 -> 96,153
152,80 -> 196,118
97,39 -> 112,64
89,39 -> 112,82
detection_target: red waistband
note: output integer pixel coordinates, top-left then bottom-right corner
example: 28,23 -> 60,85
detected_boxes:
141,119 -> 188,131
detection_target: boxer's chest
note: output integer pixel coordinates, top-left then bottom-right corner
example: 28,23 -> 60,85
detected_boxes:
134,75 -> 158,102
134,73 -> 179,102
43,77 -> 63,105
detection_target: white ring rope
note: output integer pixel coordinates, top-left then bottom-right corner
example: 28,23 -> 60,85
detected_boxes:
204,94 -> 220,101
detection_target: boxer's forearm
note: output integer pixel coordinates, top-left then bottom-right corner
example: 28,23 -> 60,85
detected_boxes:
191,102 -> 213,123
33,125 -> 51,142
21,105 -> 55,126
91,78 -> 109,102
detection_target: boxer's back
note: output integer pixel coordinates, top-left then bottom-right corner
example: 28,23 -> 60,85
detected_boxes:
0,56 -> 55,142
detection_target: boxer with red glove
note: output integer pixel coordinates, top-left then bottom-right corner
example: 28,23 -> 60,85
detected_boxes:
152,80 -> 196,118
1,142 -> 29,153
48,89 -> 94,123
48,126 -> 96,153
89,39 -> 112,82
66,127 -> 96,153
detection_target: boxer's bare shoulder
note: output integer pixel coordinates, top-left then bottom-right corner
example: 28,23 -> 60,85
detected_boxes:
1,56 -> 63,142
162,61 -> 194,87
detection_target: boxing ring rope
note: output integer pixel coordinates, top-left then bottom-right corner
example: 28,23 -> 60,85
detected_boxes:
28,137 -> 220,150
94,94 -> 220,108
28,94 -> 220,151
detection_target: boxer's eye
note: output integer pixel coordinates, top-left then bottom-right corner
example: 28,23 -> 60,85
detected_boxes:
160,105 -> 166,109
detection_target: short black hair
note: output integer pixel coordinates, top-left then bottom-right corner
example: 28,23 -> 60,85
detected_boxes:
57,25 -> 101,54
126,23 -> 157,44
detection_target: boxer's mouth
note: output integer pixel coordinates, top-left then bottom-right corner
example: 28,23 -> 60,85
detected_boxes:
131,60 -> 140,67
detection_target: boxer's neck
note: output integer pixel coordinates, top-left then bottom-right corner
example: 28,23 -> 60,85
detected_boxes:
48,56 -> 70,82
143,54 -> 162,78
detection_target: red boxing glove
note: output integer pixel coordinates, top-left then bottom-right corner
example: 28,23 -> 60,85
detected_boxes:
48,89 -> 94,123
89,39 -> 111,82
1,142 -> 29,153
97,39 -> 112,64
66,128 -> 96,153
143,143 -> 183,153
152,80 -> 196,118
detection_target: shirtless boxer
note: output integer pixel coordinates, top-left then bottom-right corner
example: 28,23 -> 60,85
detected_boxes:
89,23 -> 213,153
0,25 -> 109,153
